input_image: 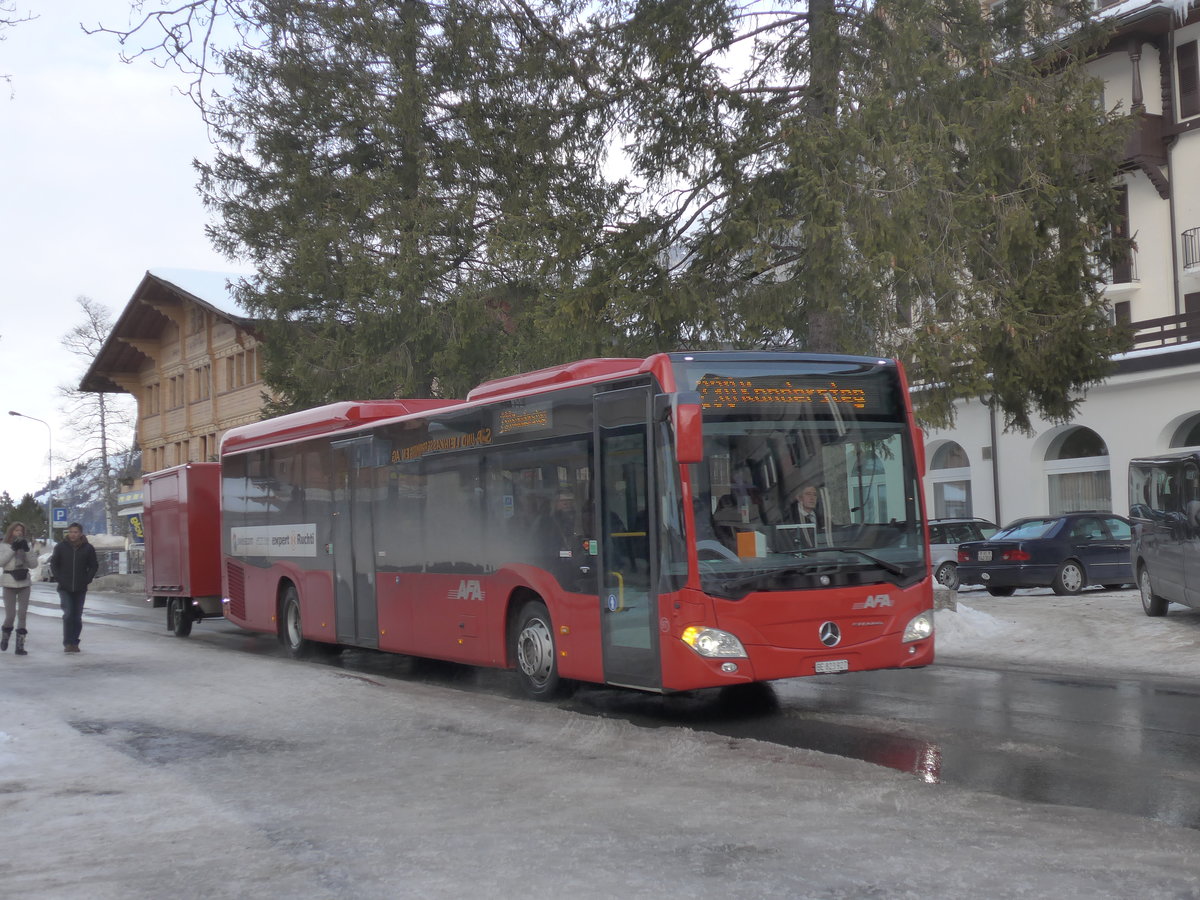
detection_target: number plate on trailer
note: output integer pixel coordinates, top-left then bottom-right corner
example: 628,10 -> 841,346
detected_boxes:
978,550 -> 992,561
815,659 -> 849,674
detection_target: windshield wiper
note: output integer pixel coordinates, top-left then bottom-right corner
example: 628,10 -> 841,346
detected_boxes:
796,547 -> 909,578
714,560 -> 834,591
707,548 -> 911,593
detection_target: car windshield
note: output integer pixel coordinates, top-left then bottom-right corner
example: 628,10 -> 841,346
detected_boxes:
992,519 -> 1056,540
673,357 -> 924,598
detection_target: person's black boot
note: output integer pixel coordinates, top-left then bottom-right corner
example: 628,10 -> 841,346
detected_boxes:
15,628 -> 28,656
0,626 -> 11,651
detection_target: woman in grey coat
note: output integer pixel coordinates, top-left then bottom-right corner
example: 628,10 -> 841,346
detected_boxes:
1,521 -> 37,655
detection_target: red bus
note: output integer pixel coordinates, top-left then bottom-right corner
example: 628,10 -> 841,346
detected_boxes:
217,351 -> 934,697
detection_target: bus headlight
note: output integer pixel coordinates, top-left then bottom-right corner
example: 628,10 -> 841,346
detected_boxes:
902,611 -> 934,643
681,626 -> 747,658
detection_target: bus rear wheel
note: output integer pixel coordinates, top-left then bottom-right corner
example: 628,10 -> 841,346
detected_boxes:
279,584 -> 312,658
511,600 -> 567,700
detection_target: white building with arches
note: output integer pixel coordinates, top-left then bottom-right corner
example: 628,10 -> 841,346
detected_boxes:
924,344 -> 1200,524
924,0 -> 1200,525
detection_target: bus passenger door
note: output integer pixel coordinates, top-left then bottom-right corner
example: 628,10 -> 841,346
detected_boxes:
595,386 -> 661,690
331,437 -> 379,649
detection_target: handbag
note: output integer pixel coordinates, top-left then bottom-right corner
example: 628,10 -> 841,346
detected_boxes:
9,567 -> 28,581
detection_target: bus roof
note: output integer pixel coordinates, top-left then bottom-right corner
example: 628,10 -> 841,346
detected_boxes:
221,399 -> 462,455
466,358 -> 649,402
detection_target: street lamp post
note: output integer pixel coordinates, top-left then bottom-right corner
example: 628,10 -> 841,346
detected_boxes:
8,410 -> 53,541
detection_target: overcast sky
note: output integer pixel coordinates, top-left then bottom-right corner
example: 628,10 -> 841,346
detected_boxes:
0,0 -> 238,505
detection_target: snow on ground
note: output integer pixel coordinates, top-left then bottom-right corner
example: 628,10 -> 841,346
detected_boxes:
2,585 -> 1200,898
935,586 -> 1200,681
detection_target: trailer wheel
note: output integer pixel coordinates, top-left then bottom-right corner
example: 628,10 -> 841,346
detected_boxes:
168,598 -> 193,637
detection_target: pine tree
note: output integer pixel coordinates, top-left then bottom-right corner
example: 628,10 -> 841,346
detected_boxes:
596,0 -> 1131,430
95,0 -> 1131,430
10,493 -> 46,540
194,0 -> 619,407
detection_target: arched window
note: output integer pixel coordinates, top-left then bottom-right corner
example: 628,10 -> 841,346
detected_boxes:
1169,414 -> 1200,449
1045,427 -> 1110,513
931,443 -> 969,469
1049,428 -> 1108,460
928,441 -> 972,518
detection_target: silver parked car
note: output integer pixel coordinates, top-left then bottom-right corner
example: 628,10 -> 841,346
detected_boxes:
929,518 -> 998,590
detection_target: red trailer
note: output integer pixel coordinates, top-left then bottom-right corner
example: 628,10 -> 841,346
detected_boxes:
143,462 -> 223,636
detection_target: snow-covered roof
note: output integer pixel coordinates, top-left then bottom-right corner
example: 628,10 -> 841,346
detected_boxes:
146,267 -> 252,319
1097,0 -> 1198,26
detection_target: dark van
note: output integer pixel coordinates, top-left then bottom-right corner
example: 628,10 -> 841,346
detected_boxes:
1128,451 -> 1200,616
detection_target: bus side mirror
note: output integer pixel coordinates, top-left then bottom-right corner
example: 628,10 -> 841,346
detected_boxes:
674,392 -> 704,465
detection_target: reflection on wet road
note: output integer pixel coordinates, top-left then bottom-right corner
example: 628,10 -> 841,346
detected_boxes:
611,667 -> 1200,831
36,585 -> 1200,830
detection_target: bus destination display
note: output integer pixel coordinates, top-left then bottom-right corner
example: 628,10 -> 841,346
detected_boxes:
696,374 -> 890,414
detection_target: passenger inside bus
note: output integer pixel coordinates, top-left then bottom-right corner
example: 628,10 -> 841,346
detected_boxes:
532,488 -> 591,590
535,489 -> 581,556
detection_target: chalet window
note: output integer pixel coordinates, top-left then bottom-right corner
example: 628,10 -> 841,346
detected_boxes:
191,364 -> 211,401
1179,40 -> 1199,120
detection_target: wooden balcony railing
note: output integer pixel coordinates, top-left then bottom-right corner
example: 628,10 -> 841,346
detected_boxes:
1130,312 -> 1200,348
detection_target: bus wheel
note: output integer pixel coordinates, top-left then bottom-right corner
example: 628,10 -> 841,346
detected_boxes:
280,585 -> 312,658
1139,567 -> 1168,617
168,598 -> 193,637
511,600 -> 566,700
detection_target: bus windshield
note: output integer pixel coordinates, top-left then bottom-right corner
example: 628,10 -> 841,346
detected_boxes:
674,357 -> 925,598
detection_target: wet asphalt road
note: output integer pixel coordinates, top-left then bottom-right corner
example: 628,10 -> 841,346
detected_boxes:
26,583 -> 1200,830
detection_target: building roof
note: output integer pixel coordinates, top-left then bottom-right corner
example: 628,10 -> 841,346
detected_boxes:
144,268 -> 249,318
80,268 -> 256,395
1098,0 -> 1200,36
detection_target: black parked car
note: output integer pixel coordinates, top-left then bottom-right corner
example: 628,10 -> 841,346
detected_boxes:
956,512 -> 1134,596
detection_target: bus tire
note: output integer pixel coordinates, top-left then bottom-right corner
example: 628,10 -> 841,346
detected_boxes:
279,584 -> 313,658
1139,566 -> 1168,617
511,600 -> 567,701
168,598 -> 193,637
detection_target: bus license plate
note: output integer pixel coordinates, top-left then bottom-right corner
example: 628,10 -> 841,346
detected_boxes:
978,550 -> 992,561
815,659 -> 849,674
